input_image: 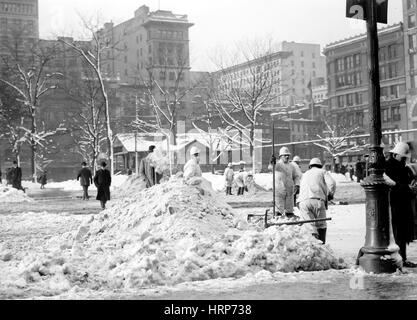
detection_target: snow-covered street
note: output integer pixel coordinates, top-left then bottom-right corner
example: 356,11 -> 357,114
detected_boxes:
1,174 -> 417,300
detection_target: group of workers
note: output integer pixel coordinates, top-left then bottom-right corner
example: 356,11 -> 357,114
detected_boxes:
134,141 -> 417,267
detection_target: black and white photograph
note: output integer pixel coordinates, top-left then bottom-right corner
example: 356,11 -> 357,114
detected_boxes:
1,0 -> 417,306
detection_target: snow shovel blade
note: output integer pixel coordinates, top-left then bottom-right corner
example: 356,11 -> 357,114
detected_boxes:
267,217 -> 332,227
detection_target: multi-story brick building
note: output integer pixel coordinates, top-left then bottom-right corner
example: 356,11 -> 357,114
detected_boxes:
99,5 -> 194,118
277,41 -> 327,106
403,0 -> 417,141
323,23 -> 407,153
0,0 -> 38,63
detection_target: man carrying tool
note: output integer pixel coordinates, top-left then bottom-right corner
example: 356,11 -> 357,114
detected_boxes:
269,147 -> 302,218
298,158 -> 336,244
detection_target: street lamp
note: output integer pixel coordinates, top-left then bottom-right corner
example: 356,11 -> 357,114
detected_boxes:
346,0 -> 401,273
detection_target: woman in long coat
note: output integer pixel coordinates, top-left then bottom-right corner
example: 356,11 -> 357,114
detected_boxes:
94,161 -> 112,209
385,143 -> 417,268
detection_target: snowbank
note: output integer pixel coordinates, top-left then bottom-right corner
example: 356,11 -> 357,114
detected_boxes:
10,176 -> 344,293
0,185 -> 34,203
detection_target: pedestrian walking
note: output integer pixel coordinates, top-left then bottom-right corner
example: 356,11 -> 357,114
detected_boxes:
184,147 -> 202,181
77,162 -> 93,200
224,163 -> 234,196
10,161 -> 23,191
298,158 -> 336,244
291,156 -> 303,206
269,147 -> 302,218
348,164 -> 355,181
94,161 -> 111,210
355,156 -> 366,183
385,142 -> 417,268
139,145 -> 162,188
38,171 -> 47,189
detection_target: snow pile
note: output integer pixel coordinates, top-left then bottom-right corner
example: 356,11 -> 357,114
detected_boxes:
330,173 -> 351,184
14,176 -> 343,292
0,185 -> 34,203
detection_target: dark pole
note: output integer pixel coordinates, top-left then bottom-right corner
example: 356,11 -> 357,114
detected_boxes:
272,122 -> 276,217
358,0 -> 401,273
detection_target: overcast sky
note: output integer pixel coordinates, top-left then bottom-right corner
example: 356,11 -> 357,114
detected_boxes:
38,0 -> 403,71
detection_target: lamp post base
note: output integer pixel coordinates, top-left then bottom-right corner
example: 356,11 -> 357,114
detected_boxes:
358,172 -> 402,274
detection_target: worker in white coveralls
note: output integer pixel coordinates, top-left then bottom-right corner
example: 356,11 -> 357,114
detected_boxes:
291,156 -> 303,206
224,163 -> 235,196
298,158 -> 336,244
235,170 -> 253,196
269,147 -> 302,217
183,146 -> 202,181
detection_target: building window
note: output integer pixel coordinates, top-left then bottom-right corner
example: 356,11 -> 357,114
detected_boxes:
313,71 -> 316,77
346,56 -> 354,69
388,45 -> 397,59
169,72 -> 175,81
312,53 -> 316,58
312,62 -> 316,68
408,0 -> 416,10
301,61 -> 304,68
301,51 -> 304,57
382,108 -> 390,123
409,14 -> 416,28
411,55 -> 415,70
159,71 -> 166,80
409,34 -> 416,50
337,58 -> 344,71
392,106 -> 401,121
354,54 -> 361,66
124,56 -> 127,63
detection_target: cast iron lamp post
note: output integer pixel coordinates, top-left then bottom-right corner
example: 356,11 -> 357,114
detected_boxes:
357,0 -> 401,273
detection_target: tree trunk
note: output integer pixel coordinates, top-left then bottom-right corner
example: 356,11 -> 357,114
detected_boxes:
31,113 -> 37,182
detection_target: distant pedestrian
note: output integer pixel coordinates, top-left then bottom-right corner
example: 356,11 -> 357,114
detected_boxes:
38,171 -> 47,189
0,166 -> 2,184
235,171 -> 253,196
224,163 -> 234,196
139,145 -> 162,188
385,142 -> 417,268
183,147 -> 202,181
298,158 -> 336,244
77,162 -> 93,200
239,161 -> 246,173
10,161 -> 23,191
355,157 -> 366,183
6,168 -> 12,185
348,164 -> 355,181
94,161 -> 111,210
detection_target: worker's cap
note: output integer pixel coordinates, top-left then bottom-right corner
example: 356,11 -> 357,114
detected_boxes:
309,158 -> 323,167
247,171 -> 253,177
390,142 -> 411,158
228,163 -> 233,168
149,145 -> 156,152
279,147 -> 291,157
100,161 -> 107,168
293,156 -> 301,162
190,146 -> 201,156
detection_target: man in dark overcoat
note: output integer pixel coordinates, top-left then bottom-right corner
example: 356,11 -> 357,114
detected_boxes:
77,162 -> 93,200
94,161 -> 111,209
139,145 -> 162,188
10,161 -> 23,191
385,142 -> 417,268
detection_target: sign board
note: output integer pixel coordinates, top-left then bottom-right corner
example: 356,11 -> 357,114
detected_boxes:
346,0 -> 388,24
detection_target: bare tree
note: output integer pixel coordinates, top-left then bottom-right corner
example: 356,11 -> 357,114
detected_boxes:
63,63 -> 107,173
59,15 -> 119,175
210,39 -> 289,173
314,120 -> 369,171
0,42 -> 64,181
132,42 -> 198,165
